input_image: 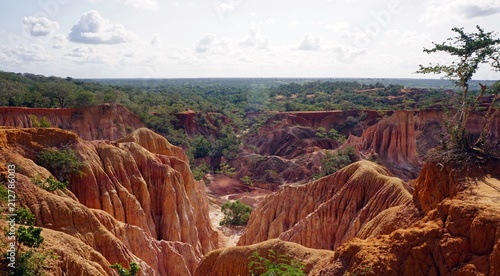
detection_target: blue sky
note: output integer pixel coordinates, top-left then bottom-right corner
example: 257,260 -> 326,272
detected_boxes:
1,0 -> 499,79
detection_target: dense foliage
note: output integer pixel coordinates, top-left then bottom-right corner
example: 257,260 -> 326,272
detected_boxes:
220,200 -> 252,226
110,262 -> 140,276
35,148 -> 83,182
318,147 -> 358,178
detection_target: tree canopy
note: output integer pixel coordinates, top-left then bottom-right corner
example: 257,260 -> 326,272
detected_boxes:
417,26 -> 500,159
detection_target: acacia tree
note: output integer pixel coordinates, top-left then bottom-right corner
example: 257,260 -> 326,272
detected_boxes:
417,26 -> 500,156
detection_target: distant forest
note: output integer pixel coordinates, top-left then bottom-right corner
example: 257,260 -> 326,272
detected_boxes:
0,70 -> 488,152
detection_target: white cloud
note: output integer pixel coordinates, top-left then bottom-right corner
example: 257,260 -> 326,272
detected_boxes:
123,0 -> 159,10
289,20 -> 300,28
298,35 -> 322,51
213,0 -> 242,19
396,30 -> 430,46
151,33 -> 162,45
52,34 -> 67,49
420,0 -> 500,24
65,46 -> 105,64
69,10 -> 135,44
332,45 -> 367,62
239,28 -> 269,50
325,22 -> 350,33
5,44 -> 50,62
21,16 -> 59,36
195,33 -> 231,54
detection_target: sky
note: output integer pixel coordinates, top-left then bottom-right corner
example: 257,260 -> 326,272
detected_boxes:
0,0 -> 499,79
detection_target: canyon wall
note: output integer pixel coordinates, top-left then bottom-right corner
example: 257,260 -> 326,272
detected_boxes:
238,161 -> 418,249
0,127 -> 218,275
0,104 -> 145,140
310,160 -> 500,275
197,159 -> 500,275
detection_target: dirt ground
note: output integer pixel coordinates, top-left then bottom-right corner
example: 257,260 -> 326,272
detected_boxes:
205,174 -> 272,247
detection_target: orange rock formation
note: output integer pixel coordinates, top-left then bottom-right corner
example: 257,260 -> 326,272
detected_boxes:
0,127 -> 218,275
238,161 -> 417,249
0,104 -> 145,140
197,159 -> 500,276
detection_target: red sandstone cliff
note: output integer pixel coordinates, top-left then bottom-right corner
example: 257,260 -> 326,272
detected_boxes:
238,161 -> 417,249
0,127 -> 218,275
0,104 -> 145,140
196,159 -> 500,276
310,160 -> 500,275
344,111 -> 420,180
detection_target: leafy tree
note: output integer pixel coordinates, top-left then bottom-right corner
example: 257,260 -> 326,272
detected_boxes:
191,161 -> 210,183
248,249 -> 306,276
240,175 -> 254,186
14,250 -> 53,276
417,26 -> 500,155
320,147 -> 358,177
315,127 -> 327,138
29,115 -> 51,127
0,181 -> 8,203
32,177 -> 68,192
110,262 -> 140,276
328,128 -> 346,143
40,80 -> 78,108
35,148 -> 83,182
220,200 -> 252,226
15,207 -> 36,226
73,90 -> 96,107
17,226 -> 44,248
216,161 -> 236,177
192,136 -> 212,158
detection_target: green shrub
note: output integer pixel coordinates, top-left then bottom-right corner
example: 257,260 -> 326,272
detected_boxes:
220,200 -> 252,226
35,148 -> 83,181
328,128 -> 346,143
216,161 -> 236,177
315,127 -> 327,138
248,249 -> 306,276
320,147 -> 358,177
17,226 -> 44,248
32,177 -> 68,192
192,136 -> 212,159
192,161 -> 210,182
3,210 -> 55,276
29,115 -> 51,128
110,262 -> 140,276
14,250 -> 53,276
0,182 -> 8,203
15,207 -> 36,226
240,175 -> 254,186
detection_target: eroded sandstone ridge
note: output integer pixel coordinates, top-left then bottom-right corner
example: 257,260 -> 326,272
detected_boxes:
0,127 -> 217,275
238,160 -> 418,249
197,159 -> 500,275
311,161 -> 500,275
0,104 -> 145,140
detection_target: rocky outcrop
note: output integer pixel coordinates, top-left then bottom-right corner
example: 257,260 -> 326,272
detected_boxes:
310,160 -> 500,275
345,111 -> 420,180
197,159 -> 500,276
249,125 -> 338,159
0,127 -> 218,275
238,161 -> 417,250
194,239 -> 334,276
271,110 -> 383,131
0,104 -> 145,140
